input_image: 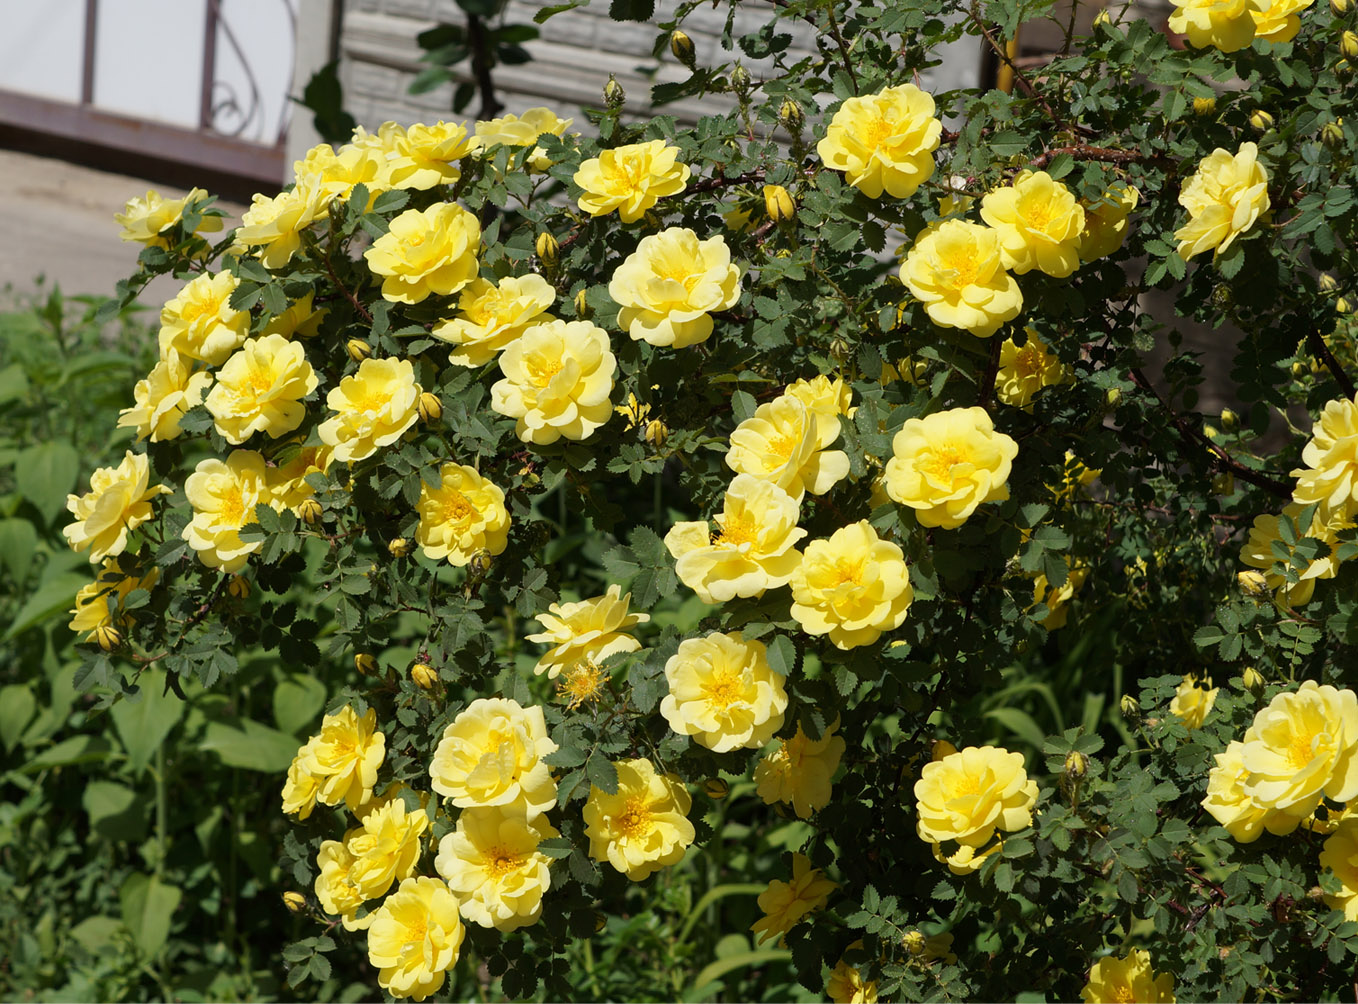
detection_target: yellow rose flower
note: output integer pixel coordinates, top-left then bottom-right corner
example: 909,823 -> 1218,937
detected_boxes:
1080,949 -> 1177,1003
261,291 -> 328,339
114,187 -> 222,248
434,803 -> 558,931
903,930 -> 957,966
574,139 -> 690,223
750,853 -> 837,946
363,203 -> 480,304
725,396 -> 850,502
317,357 -> 421,463
350,120 -> 408,157
367,876 -> 465,1001
790,521 -> 914,650
1201,740 -> 1273,842
204,334 -> 318,445
314,839 -> 367,928
267,445 -> 332,514
1239,503 -> 1353,606
490,319 -> 616,444
753,718 -> 846,818
582,757 -> 695,880
474,107 -> 574,171
900,220 -> 1023,337
181,450 -> 277,572
341,796 -> 429,901
1174,142 -> 1270,260
914,744 -> 1038,874
1319,817 -> 1358,920
429,698 -> 558,816
294,141 -> 391,204
282,736 -> 322,820
1169,674 -> 1219,729
298,704 -> 386,812
783,375 -> 853,441
68,556 -> 159,640
1031,563 -> 1088,630
815,83 -> 943,199
607,227 -> 742,348
235,181 -> 328,269
158,271 -> 250,366
659,632 -> 788,752
116,349 -> 212,443
664,474 -> 807,604
525,584 -> 649,679
980,170 -> 1086,278
883,406 -> 1018,529
1168,0 -> 1266,51
1291,396 -> 1358,509
432,274 -> 556,368
414,462 -> 511,566
827,950 -> 879,1004
1252,0 -> 1312,41
1079,183 -> 1140,262
995,330 -> 1072,409
386,120 -> 476,190
62,450 -> 169,563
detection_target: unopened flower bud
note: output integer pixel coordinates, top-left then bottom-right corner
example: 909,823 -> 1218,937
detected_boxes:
575,288 -> 591,319
1105,387 -> 1122,410
347,338 -> 372,363
1212,472 -> 1235,496
1238,569 -> 1270,597
228,575 -> 251,599
418,391 -> 443,423
1319,272 -> 1339,292
1291,360 -> 1309,378
643,418 -> 669,448
1334,0 -> 1351,15
535,231 -> 559,266
670,29 -> 696,69
763,184 -> 796,223
411,663 -> 437,689
1343,30 -> 1358,60
1249,109 -> 1274,133
702,778 -> 729,800
1093,8 -> 1111,26
779,97 -> 804,133
355,653 -> 379,675
1339,296 -> 1355,314
1242,665 -> 1266,695
1340,58 -> 1354,75
95,623 -> 122,651
603,75 -> 625,109
1193,96 -> 1217,116
298,498 -> 323,524
469,550 -> 493,576
931,739 -> 958,762
1063,750 -> 1090,781
282,891 -> 306,913
388,537 -> 412,558
902,930 -> 928,955
1120,693 -> 1141,721
730,64 -> 751,93
1220,408 -> 1239,432
1322,119 -> 1346,148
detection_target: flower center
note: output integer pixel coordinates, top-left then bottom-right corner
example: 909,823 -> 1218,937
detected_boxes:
558,660 -> 608,709
247,365 -> 275,397
485,845 -> 524,878
702,668 -> 745,709
529,357 -> 564,388
616,796 -> 653,840
862,113 -> 897,151
441,489 -> 475,524
1015,345 -> 1045,378
921,444 -> 969,485
768,431 -> 799,460
220,487 -> 249,527
183,294 -> 221,323
1287,727 -> 1322,770
939,247 -> 980,288
833,558 -> 864,587
715,512 -> 759,547
1022,199 -> 1056,231
1109,984 -> 1136,1004
951,771 -> 982,797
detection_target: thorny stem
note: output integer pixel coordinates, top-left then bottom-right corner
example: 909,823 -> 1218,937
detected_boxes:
1307,329 -> 1356,400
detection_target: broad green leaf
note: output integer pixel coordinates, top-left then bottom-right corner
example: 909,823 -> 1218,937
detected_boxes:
119,873 -> 182,958
273,674 -> 328,735
82,779 -> 147,841
201,718 -> 302,772
15,441 -> 80,527
0,683 -> 36,751
110,669 -> 184,775
22,734 -> 114,773
5,571 -> 87,640
0,362 -> 30,405
0,517 -> 38,586
69,916 -> 124,955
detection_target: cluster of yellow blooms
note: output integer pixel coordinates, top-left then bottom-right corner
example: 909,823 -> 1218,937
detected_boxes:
1167,0 -> 1315,53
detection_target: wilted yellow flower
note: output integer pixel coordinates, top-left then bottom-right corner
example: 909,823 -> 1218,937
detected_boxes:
900,220 -> 1023,337
574,139 -> 690,223
754,718 -> 846,818
1170,674 -> 1219,729
474,107 -> 574,171
883,407 -> 1018,529
1081,949 -> 1177,1003
367,877 -> 465,1001
660,632 -> 788,752
262,291 -> 328,339
750,853 -> 837,946
827,948 -> 879,1004
115,187 -> 222,248
415,462 -> 510,566
726,396 -> 850,502
583,757 -> 695,880
432,274 -> 556,368
68,556 -> 159,641
525,584 -> 649,680
434,804 -> 558,931
1291,396 -> 1358,509
235,181 -> 328,269
490,319 -> 616,443
430,698 -> 558,816
204,334 -> 318,444
363,203 -> 480,304
1168,0 -> 1266,50
915,744 -> 1038,874
790,521 -> 914,649
980,171 -> 1086,278
1320,817 -> 1358,920
117,349 -> 212,443
816,83 -> 942,198
297,704 -> 386,813
608,227 -> 742,348
158,271 -> 250,365
994,330 -> 1072,410
664,474 -> 807,604
1174,142 -> 1270,260
63,451 -> 169,563
382,120 -> 475,190
318,358 -> 421,463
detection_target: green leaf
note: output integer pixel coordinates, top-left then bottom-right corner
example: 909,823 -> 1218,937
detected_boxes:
200,718 -> 302,772
83,779 -> 147,841
69,916 -> 124,955
16,441 -> 80,526
586,754 -> 618,795
0,362 -> 30,405
273,674 -> 328,735
765,635 -> 797,678
21,734 -> 115,773
119,873 -> 182,958
5,571 -> 88,640
689,950 -> 791,995
0,518 -> 37,586
110,669 -> 184,775
0,683 -> 36,752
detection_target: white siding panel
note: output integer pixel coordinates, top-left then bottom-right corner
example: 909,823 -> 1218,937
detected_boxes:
211,0 -> 298,145
93,0 -> 207,128
0,0 -> 86,103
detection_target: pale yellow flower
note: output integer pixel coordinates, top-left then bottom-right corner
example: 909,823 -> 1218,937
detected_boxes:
314,839 -> 367,928
1031,563 -> 1089,630
367,877 -> 465,1001
753,718 -> 846,818
63,451 -> 169,563
267,445 -> 332,514
574,139 -> 690,223
298,704 -> 386,812
434,804 -> 558,931
282,736 -> 322,820
1201,740 -> 1272,842
341,796 -> 429,901
1239,503 -> 1353,606
914,744 -> 1038,874
414,462 -> 510,566
660,632 -> 788,753
664,474 -> 807,604
607,227 -> 742,348
980,171 -> 1086,278
117,349 -> 212,443
429,698 -> 558,817
1320,817 -> 1358,920
261,291 -> 328,339
432,274 -> 556,368
68,556 -> 159,640
725,396 -> 850,502
994,331 -> 1072,409
583,757 -> 695,880
525,584 -> 649,680
1252,0 -> 1313,41
783,375 -> 853,442
750,853 -> 837,946
1080,949 -> 1177,1003
363,203 -> 480,304
474,107 -> 574,171
827,949 -> 879,1004
1291,396 -> 1358,509
204,334 -> 318,444
294,142 -> 391,204
816,84 -> 943,199
235,179 -> 328,269
1079,183 -> 1140,261
490,319 -> 616,444
1169,675 -> 1219,729
1168,0 -> 1266,51
903,930 -> 957,966
883,407 -> 1018,529
900,220 -> 1023,337
114,187 -> 222,248
158,271 -> 250,366
317,358 -> 421,463
386,121 -> 477,190
1174,142 -> 1270,259
790,521 -> 913,649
